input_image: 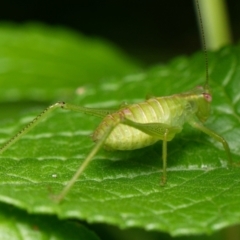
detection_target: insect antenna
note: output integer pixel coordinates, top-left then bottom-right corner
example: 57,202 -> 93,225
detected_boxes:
195,0 -> 209,90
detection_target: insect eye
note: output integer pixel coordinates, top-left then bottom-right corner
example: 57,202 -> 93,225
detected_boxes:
203,93 -> 212,102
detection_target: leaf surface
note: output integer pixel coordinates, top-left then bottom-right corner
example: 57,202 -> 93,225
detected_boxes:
0,202 -> 100,240
0,23 -> 140,102
0,24 -> 240,237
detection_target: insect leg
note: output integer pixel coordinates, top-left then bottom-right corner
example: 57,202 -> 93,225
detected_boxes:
189,120 -> 232,165
0,102 -> 115,155
61,103 -> 116,118
161,129 -> 168,185
121,118 -> 182,138
0,102 -> 64,155
55,122 -> 117,203
121,118 -> 182,185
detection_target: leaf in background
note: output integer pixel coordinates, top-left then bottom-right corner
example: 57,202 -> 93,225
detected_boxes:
0,202 -> 100,240
0,22 -> 140,102
0,38 -> 240,237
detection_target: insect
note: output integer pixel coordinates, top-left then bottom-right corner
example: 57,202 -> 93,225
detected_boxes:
0,0 -> 232,202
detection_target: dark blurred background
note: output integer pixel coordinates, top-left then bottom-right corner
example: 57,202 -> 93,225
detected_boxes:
1,0 -> 240,65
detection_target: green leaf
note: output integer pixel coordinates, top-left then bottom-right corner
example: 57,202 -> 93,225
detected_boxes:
1,27 -> 240,238
0,22 -> 140,102
0,202 -> 100,240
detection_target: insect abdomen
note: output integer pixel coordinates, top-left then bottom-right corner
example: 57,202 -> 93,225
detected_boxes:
92,96 -> 191,150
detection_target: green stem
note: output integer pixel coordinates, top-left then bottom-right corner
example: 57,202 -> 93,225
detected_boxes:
196,0 -> 232,50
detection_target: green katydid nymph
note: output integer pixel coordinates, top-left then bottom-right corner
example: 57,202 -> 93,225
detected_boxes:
0,0 -> 232,202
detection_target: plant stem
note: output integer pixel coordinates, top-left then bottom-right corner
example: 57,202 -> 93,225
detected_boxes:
195,0 -> 232,50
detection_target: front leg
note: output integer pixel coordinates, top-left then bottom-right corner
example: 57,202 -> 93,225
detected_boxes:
188,120 -> 232,166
